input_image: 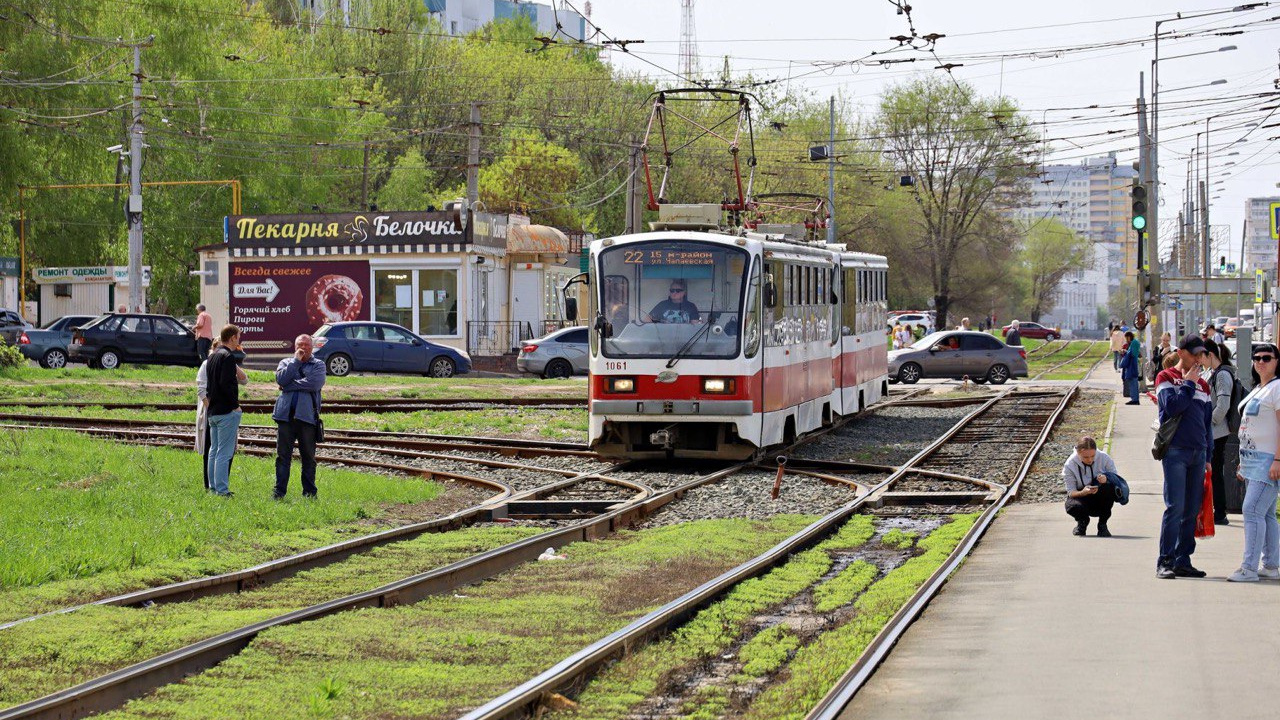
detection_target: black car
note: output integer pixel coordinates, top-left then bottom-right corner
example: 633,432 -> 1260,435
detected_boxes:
0,308 -> 33,346
69,313 -> 200,369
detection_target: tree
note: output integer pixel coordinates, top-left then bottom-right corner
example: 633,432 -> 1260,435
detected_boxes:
1020,219 -> 1092,322
876,77 -> 1036,329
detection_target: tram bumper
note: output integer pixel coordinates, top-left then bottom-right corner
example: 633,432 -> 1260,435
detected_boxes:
589,399 -> 757,460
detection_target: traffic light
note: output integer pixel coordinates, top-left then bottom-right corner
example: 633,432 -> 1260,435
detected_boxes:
1220,256 -> 1227,272
1131,183 -> 1148,233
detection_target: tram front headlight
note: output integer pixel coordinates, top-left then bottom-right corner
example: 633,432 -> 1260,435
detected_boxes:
702,377 -> 735,394
608,377 -> 636,393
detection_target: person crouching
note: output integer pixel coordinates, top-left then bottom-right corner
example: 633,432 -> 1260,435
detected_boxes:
1063,436 -> 1128,537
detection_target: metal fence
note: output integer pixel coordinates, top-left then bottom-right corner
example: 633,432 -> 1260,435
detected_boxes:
467,320 -> 535,357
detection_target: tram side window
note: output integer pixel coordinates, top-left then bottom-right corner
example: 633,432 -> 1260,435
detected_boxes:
603,275 -> 630,332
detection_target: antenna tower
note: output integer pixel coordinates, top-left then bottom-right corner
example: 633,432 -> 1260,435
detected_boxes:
678,0 -> 698,79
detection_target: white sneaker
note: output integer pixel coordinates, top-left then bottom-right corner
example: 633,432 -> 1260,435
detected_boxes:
1257,566 -> 1280,580
1228,567 -> 1260,582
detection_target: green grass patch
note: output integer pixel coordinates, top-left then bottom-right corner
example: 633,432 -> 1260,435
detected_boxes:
742,513 -> 980,720
93,516 -> 816,720
557,516 -> 876,720
0,525 -> 543,706
881,528 -> 918,549
812,560 -> 878,613
0,428 -> 445,604
737,625 -> 800,678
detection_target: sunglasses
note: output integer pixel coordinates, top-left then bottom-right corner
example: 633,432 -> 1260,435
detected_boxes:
1253,355 -> 1276,363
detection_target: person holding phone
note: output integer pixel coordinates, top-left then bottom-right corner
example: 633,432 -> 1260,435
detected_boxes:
1228,342 -> 1280,582
1062,436 -> 1124,537
1153,334 -> 1215,579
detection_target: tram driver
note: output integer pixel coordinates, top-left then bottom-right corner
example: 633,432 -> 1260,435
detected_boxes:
643,279 -> 703,324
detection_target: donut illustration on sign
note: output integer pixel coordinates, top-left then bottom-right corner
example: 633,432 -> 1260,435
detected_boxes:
306,274 -> 364,327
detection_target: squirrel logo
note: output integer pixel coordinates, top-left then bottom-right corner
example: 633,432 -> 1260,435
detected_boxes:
344,215 -> 369,243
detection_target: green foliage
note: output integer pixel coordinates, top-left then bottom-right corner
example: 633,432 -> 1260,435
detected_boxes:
0,338 -> 24,369
737,625 -> 800,677
812,560 -> 878,613
0,428 -> 444,592
880,528 -> 918,549
1019,218 -> 1092,322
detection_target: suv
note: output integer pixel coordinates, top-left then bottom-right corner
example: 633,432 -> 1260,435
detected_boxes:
68,313 -> 200,369
20,315 -> 99,368
517,327 -> 588,379
0,309 -> 33,347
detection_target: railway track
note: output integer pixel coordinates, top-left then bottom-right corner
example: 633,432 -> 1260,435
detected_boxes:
464,385 -> 1079,720
0,388 -> 972,720
1030,340 -> 1104,381
0,397 -> 585,413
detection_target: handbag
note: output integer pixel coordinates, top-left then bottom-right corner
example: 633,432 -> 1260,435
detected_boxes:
309,392 -> 325,444
1195,468 -> 1215,539
1151,412 -> 1183,460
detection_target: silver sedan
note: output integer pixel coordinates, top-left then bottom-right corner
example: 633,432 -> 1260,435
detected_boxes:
517,326 -> 589,379
888,330 -> 1028,384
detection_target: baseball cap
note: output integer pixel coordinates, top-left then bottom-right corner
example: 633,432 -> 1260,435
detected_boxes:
1179,334 -> 1208,354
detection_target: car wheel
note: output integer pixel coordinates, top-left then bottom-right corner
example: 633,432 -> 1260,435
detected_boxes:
1045,333 -> 1058,342
898,362 -> 922,385
326,353 -> 352,377
40,348 -> 68,369
428,356 -> 456,378
97,349 -> 121,370
987,364 -> 1010,385
544,359 -> 572,379
974,376 -> 988,385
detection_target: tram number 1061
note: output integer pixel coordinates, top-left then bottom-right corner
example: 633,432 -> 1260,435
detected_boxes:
605,361 -> 628,371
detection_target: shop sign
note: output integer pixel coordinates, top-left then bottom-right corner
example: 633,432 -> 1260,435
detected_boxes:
0,257 -> 18,277
225,211 -> 468,249
33,266 -> 151,286
230,260 -> 370,351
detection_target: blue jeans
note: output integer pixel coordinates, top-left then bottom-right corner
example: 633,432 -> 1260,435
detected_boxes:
1159,445 -> 1207,568
1123,377 -> 1140,402
1113,351 -> 1122,370
1239,450 -> 1280,571
207,410 -> 242,496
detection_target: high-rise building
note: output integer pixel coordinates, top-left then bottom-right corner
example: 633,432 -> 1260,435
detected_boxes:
1008,153 -> 1138,330
1244,196 -> 1280,275
299,1 -> 591,40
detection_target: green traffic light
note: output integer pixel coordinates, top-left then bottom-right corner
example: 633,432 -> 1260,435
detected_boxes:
1132,216 -> 1147,231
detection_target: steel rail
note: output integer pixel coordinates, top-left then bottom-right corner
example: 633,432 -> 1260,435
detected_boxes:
1031,340 -> 1103,381
459,391 -> 1016,720
802,384 -> 1079,720
0,397 -> 585,412
0,458 -> 760,720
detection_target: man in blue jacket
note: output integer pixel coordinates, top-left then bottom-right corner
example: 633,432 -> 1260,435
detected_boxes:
1153,334 -> 1215,579
273,334 -> 326,499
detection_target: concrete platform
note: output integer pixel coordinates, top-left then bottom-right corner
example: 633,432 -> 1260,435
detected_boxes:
842,363 -> 1280,720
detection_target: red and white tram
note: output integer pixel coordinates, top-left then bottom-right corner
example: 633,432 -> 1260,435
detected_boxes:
583,227 -> 888,460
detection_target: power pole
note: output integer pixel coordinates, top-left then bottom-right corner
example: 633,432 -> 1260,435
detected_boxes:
466,102 -> 481,211
827,96 -> 836,244
126,38 -> 153,314
361,139 -> 370,209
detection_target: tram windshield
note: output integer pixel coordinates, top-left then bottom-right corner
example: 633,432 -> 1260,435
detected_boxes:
598,240 -> 748,359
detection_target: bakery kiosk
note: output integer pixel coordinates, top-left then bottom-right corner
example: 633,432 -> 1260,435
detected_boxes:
197,209 -> 576,359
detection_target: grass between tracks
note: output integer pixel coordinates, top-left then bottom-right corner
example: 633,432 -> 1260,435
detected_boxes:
0,405 -> 589,441
1042,341 -> 1111,381
84,515 -> 816,720
555,513 -> 979,720
0,428 -> 449,617
0,365 -> 584,404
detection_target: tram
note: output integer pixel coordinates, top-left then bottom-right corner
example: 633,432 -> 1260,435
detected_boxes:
577,209 -> 888,460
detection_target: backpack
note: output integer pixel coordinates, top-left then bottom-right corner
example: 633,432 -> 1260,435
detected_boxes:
1217,366 -> 1245,434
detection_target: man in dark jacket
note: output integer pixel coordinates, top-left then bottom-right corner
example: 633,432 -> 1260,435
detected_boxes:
1005,320 -> 1022,346
205,325 -> 247,497
1153,334 -> 1215,579
273,334 -> 326,499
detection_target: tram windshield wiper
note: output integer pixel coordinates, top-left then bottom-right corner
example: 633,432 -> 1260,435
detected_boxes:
666,292 -> 714,368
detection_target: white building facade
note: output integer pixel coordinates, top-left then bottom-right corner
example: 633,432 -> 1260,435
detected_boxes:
1244,196 -> 1280,275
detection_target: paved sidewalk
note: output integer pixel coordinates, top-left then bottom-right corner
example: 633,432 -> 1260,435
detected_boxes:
841,366 -> 1280,720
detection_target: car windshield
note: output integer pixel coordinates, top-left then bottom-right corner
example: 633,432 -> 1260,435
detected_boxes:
909,331 -> 952,350
598,239 -> 748,359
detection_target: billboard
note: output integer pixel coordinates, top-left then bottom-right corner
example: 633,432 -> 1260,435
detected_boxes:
224,211 -> 467,250
229,260 -> 369,352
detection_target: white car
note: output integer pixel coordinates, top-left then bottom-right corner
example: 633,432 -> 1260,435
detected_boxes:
888,312 -> 933,334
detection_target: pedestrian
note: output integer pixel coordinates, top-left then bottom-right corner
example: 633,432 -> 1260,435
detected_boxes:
206,325 -> 248,497
1153,334 -> 1215,579
195,339 -> 220,491
1110,326 -> 1125,370
1227,342 -> 1280,582
897,324 -> 912,349
273,333 -> 326,499
1203,340 -> 1236,526
1151,332 -> 1173,382
1121,331 -> 1142,405
1005,320 -> 1022,346
116,304 -> 127,313
1209,324 -> 1225,346
1062,436 -> 1127,537
194,304 -> 214,361
958,317 -> 972,331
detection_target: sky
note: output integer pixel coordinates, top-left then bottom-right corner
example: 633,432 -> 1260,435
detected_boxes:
585,0 -> 1280,261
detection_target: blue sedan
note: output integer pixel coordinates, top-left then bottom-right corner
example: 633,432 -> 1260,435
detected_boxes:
312,322 -> 471,378
20,315 -> 100,369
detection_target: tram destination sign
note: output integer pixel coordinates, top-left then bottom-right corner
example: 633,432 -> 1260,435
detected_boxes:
224,211 -> 469,250
624,248 -> 716,265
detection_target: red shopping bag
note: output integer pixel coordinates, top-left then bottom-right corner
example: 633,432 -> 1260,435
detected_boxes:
1195,467 -> 1215,539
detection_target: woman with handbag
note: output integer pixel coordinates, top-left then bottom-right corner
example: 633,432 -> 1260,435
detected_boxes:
1153,334 -> 1215,580
1227,342 -> 1280,582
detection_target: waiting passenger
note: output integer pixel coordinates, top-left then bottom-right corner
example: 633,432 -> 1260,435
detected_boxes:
644,279 -> 702,324
1228,342 -> 1280,582
1062,436 -> 1128,537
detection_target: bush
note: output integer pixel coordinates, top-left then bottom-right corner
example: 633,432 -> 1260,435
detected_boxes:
0,338 -> 24,369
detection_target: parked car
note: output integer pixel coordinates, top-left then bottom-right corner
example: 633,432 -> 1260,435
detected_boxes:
312,321 -> 471,378
517,327 -> 588,379
887,312 -> 933,334
0,308 -> 33,346
19,315 -> 99,368
1002,321 -> 1060,341
68,313 -> 201,369
888,330 -> 1028,385
1222,317 -> 1241,338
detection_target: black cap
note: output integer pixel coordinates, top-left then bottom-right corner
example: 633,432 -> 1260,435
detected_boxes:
1179,333 -> 1208,354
